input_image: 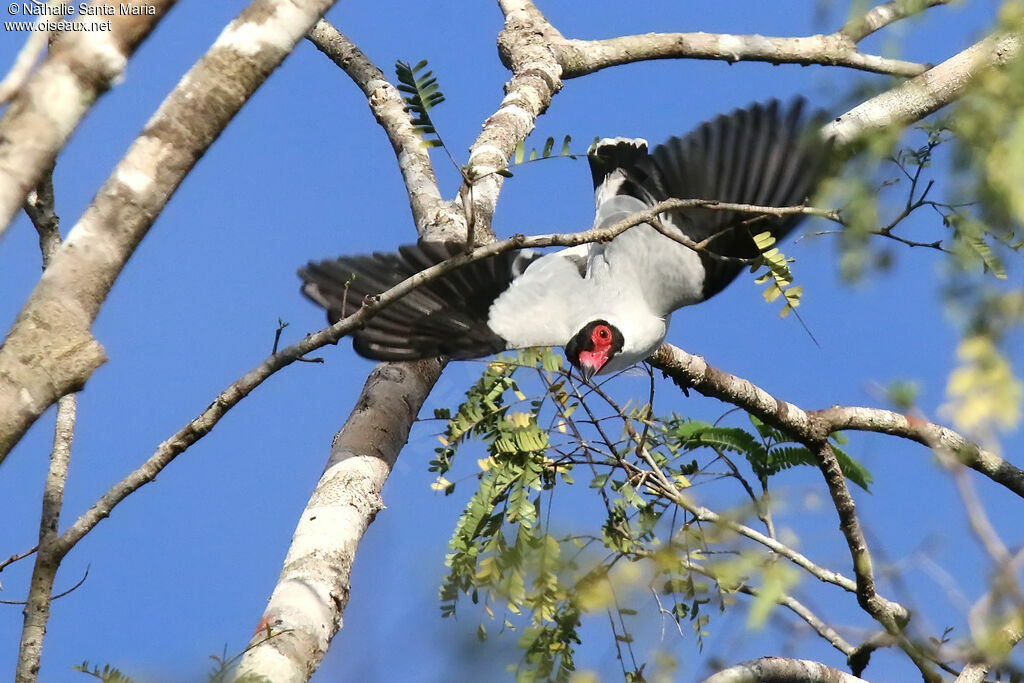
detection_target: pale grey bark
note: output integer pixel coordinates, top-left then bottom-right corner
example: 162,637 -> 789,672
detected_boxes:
15,171 -> 77,683
0,0 -> 177,238
15,393 -> 75,683
306,21 -> 462,241
0,0 -> 343,468
702,657 -> 871,683
827,32 -> 1022,147
233,361 -> 443,681
556,32 -> 927,79
840,0 -> 952,42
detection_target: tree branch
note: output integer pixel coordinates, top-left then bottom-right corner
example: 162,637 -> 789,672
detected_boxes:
702,656 -> 871,683
462,0 -> 566,240
15,168 -> 77,683
826,31 -> 1022,147
0,1 -> 62,103
0,0 -> 343,468
840,0 -> 952,43
556,32 -> 928,80
232,360 -> 443,680
235,18 -> 468,680
675,555 -> 856,657
0,0 -> 177,238
539,0 -> 957,81
304,21 -> 463,241
648,343 -> 957,676
652,347 -> 1024,499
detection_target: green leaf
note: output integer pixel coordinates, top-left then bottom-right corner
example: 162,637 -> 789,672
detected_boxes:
395,58 -> 447,149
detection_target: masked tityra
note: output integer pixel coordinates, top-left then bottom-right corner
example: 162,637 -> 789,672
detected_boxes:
299,98 -> 829,380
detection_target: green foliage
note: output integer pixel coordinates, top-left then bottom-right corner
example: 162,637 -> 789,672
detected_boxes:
668,415 -> 873,491
75,638 -> 279,683
430,349 -> 884,678
74,662 -> 134,683
951,3 -> 1024,240
513,135 -> 578,164
500,135 -> 597,178
395,59 -> 446,148
943,334 -> 1023,442
750,231 -> 803,318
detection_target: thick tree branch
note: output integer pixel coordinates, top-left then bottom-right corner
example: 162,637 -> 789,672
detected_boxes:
702,657 -> 871,683
840,0 -> 952,42
556,33 -> 927,80
539,0 -> 956,81
0,0 -> 342,468
305,21 -> 463,241
463,0 -> 566,240
0,1 -> 177,238
826,31 -> 1022,147
651,346 -> 1024,499
821,406 -> 1024,498
0,1 -> 60,103
235,19 -> 469,681
233,360 -> 442,681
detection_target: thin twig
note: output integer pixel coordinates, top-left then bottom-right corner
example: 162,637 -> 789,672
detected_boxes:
16,167 -> 77,683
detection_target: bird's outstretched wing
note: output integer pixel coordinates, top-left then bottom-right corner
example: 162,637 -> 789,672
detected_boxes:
591,98 -> 829,303
300,242 -> 524,360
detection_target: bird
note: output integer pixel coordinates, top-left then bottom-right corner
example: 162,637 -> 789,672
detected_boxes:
299,98 -> 830,381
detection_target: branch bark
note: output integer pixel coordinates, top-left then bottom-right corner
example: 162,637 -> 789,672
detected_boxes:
0,0 -> 342,468
541,0 -> 956,81
702,657 -> 871,683
232,360 -> 442,681
650,345 -> 1024,499
826,31 -> 1022,147
556,32 -> 927,80
15,168 -> 77,683
840,0 -> 951,42
305,21 -> 462,241
0,0 -> 177,238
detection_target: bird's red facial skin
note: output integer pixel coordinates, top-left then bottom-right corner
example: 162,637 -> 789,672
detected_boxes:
577,348 -> 609,374
578,324 -> 614,375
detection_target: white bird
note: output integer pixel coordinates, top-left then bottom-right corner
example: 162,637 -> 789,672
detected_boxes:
300,98 -> 829,380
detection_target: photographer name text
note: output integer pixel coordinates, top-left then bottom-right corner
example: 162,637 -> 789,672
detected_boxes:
10,3 -> 155,16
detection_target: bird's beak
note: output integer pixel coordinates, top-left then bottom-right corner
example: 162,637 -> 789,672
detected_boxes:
576,354 -> 606,383
578,362 -> 598,383
575,349 -> 609,383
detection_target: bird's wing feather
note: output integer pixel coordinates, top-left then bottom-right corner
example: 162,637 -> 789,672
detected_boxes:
299,242 -> 517,361
591,98 -> 829,311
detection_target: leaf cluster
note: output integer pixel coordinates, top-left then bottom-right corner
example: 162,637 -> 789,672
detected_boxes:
751,231 -> 803,318
668,414 -> 872,491
430,351 -> 877,679
395,59 -> 446,148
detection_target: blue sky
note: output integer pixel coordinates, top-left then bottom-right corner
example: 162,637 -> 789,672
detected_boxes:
0,1 -> 1021,681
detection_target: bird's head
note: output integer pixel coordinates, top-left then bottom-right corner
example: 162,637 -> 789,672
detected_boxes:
564,319 -> 625,382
